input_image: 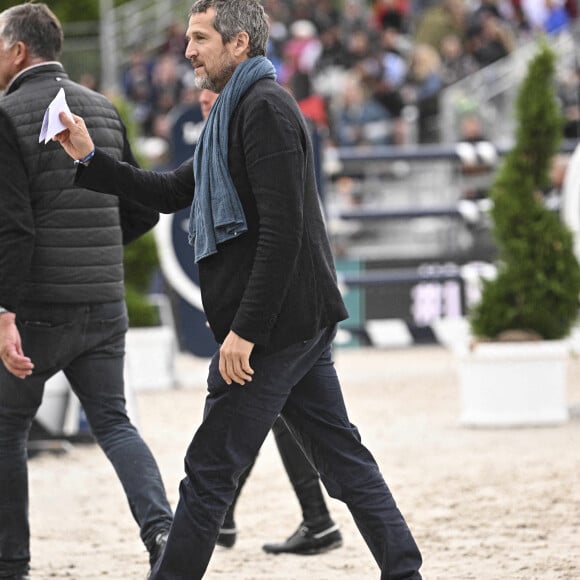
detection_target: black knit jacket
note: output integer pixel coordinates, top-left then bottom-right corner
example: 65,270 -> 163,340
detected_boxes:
76,78 -> 348,351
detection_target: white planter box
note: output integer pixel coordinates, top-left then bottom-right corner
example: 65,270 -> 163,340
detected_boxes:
125,324 -> 176,391
124,294 -> 177,391
457,340 -> 570,427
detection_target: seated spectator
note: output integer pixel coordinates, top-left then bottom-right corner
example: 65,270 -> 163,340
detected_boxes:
372,0 -> 409,33
379,26 -> 410,88
414,0 -> 468,53
440,33 -> 479,86
122,44 -> 154,130
158,21 -> 187,58
314,20 -> 351,73
543,153 -> 570,211
455,107 -> 497,200
279,19 -> 322,88
341,0 -> 372,36
543,0 -> 571,34
343,27 -> 376,70
359,27 -> 408,144
467,10 -> 515,67
402,43 -> 443,143
150,53 -> 184,118
557,64 -> 580,140
520,0 -> 549,31
331,72 -> 395,147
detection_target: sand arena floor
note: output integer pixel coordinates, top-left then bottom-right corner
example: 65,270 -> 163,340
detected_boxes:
27,345 -> 580,579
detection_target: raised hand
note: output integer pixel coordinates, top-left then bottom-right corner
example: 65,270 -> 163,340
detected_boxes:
53,112 -> 95,161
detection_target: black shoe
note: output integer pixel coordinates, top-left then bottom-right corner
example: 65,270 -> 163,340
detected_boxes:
262,521 -> 343,555
216,523 -> 237,548
148,530 -> 169,576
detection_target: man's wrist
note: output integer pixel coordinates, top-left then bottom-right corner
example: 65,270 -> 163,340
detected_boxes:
0,306 -> 14,321
74,148 -> 95,166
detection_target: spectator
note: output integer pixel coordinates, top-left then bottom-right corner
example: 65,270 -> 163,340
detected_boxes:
149,53 -> 185,122
556,64 -> 580,140
343,28 -> 376,69
158,21 -> 187,58
543,0 -> 571,34
122,44 -> 154,130
403,43 -> 443,143
331,72 -> 396,146
468,10 -> 515,67
414,0 -> 467,53
279,19 -> 322,88
378,25 -> 410,88
341,0 -> 372,36
313,20 -> 351,73
373,0 -> 409,33
440,32 -> 479,86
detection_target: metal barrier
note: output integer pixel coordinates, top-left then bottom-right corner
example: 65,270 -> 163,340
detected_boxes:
327,140 -> 576,348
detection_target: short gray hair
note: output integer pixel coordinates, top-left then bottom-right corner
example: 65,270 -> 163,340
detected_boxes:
0,3 -> 63,60
189,0 -> 269,58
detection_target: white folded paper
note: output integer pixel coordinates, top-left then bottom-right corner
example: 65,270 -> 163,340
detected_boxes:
39,87 -> 73,144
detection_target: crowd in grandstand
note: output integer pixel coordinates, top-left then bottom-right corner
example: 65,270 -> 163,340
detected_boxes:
119,0 -> 579,165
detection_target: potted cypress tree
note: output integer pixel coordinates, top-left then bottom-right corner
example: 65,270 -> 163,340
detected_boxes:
458,40 -> 580,427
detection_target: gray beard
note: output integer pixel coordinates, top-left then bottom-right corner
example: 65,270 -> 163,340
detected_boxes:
194,74 -> 216,92
193,61 -> 237,94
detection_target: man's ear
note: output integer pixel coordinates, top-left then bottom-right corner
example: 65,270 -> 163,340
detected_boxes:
233,31 -> 250,57
12,41 -> 28,66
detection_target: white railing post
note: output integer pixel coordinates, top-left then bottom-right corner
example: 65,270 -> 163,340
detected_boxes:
99,0 -> 118,93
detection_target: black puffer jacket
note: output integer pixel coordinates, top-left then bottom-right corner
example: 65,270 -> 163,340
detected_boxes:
0,63 -> 157,312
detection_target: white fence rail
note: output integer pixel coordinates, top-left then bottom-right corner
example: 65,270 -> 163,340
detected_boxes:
60,0 -> 191,91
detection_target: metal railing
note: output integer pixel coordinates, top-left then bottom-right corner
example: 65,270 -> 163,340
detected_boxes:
438,28 -> 579,144
60,0 -> 191,91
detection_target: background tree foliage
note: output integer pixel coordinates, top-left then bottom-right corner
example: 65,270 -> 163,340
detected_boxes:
0,0 -> 131,22
112,95 -> 162,328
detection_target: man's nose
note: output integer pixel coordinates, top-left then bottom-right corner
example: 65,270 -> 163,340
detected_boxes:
185,44 -> 196,60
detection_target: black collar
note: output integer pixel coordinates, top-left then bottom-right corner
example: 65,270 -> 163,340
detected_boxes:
7,62 -> 68,95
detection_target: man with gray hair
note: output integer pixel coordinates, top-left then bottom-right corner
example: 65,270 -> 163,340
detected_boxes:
0,4 -> 173,578
55,0 -> 423,578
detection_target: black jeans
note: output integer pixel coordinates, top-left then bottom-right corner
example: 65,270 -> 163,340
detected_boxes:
151,325 -> 422,579
271,414 -> 332,524
223,414 -> 331,528
0,301 -> 173,577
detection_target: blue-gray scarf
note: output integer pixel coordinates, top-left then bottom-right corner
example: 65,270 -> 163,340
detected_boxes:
188,56 -> 277,262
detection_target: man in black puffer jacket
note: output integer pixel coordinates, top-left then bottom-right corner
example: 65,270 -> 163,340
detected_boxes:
0,4 -> 173,578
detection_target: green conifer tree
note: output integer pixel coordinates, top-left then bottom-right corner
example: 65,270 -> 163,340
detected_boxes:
469,41 -> 580,340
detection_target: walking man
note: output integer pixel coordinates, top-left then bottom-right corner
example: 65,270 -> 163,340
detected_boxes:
0,4 -> 173,578
55,1 -> 423,578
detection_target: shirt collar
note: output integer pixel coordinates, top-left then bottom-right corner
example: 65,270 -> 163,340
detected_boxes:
6,61 -> 64,94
